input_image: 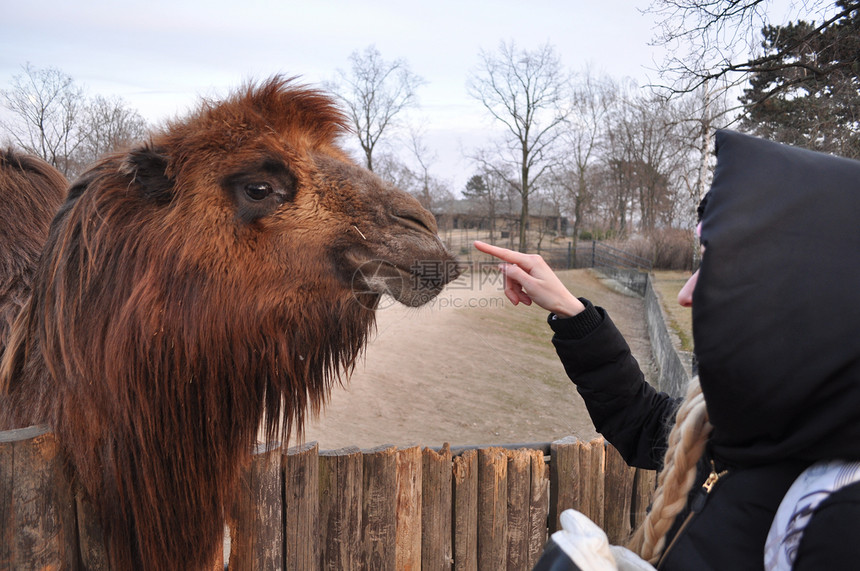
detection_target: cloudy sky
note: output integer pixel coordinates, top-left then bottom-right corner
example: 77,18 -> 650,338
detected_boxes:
2,0 -> 665,191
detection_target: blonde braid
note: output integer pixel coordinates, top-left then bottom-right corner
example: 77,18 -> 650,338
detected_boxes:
627,377 -> 712,564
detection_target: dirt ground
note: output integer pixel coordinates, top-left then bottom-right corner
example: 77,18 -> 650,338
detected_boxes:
292,267 -> 657,452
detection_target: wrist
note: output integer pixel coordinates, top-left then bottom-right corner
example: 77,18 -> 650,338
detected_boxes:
552,296 -> 586,318
548,298 -> 602,339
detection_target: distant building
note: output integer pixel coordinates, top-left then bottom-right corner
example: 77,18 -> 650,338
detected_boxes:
432,197 -> 567,237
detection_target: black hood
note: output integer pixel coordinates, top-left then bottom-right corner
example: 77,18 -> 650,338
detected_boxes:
694,130 -> 860,467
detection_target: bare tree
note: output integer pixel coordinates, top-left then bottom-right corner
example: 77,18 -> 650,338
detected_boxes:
1,64 -> 150,177
598,82 -> 693,235
406,125 -> 438,210
529,187 -> 559,254
1,63 -> 84,175
75,94 -> 148,171
619,94 -> 689,231
468,41 -> 570,251
373,125 -> 451,216
672,79 -> 732,228
374,152 -> 417,193
330,45 -> 424,172
554,70 -> 617,250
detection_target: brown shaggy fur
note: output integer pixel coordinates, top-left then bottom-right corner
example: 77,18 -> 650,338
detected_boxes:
0,78 -> 457,570
0,149 -> 67,355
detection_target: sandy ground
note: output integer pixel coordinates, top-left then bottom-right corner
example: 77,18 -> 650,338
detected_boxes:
292,268 -> 657,452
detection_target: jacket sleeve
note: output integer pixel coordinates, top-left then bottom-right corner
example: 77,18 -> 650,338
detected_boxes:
549,299 -> 680,470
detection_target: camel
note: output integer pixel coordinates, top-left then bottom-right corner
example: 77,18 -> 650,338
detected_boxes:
0,77 -> 458,570
0,149 -> 67,355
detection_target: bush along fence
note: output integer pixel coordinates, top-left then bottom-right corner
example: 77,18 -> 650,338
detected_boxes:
0,428 -> 656,570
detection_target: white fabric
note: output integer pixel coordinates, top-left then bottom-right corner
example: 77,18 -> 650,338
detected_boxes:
764,459 -> 860,570
610,545 -> 657,571
551,509 -> 656,571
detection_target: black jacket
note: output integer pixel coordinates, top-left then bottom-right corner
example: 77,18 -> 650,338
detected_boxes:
549,300 -> 860,569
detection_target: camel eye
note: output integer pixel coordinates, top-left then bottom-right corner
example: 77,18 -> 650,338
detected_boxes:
244,182 -> 273,201
222,158 -> 297,224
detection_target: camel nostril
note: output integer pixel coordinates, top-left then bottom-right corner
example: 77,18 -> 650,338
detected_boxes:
393,210 -> 437,235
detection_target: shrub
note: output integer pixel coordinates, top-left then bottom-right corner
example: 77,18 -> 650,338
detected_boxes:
650,228 -> 696,271
606,228 -> 696,271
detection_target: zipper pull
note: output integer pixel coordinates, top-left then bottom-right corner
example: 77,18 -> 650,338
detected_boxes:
691,460 -> 729,512
702,460 -> 727,493
657,461 -> 730,569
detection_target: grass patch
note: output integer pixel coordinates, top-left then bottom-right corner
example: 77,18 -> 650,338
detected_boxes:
651,271 -> 694,352
467,301 -> 556,355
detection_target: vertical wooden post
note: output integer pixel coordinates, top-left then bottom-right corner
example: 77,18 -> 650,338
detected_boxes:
284,442 -> 319,570
603,443 -> 636,545
505,449 -> 530,571
0,426 -> 78,570
319,446 -> 362,570
452,449 -> 478,571
549,436 -> 579,533
631,469 -> 658,532
395,446 -> 422,571
477,448 -> 507,571
361,445 -> 397,571
228,441 -> 284,570
578,438 -> 605,527
422,445 -> 452,570
526,449 -> 549,568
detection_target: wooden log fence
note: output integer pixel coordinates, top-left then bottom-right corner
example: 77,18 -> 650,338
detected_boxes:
0,428 -> 656,570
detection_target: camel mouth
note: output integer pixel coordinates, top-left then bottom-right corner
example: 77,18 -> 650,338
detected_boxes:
347,255 -> 458,309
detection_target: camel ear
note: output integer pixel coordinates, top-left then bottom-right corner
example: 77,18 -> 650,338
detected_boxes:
122,146 -> 174,204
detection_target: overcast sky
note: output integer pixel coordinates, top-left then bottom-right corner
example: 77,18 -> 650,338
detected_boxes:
2,0 -> 664,192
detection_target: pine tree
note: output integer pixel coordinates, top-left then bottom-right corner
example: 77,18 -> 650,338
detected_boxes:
740,2 -> 860,158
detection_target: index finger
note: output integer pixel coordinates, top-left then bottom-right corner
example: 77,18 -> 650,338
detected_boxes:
473,241 -> 536,268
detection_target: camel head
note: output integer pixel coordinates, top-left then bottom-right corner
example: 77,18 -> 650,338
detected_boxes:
124,77 -> 457,312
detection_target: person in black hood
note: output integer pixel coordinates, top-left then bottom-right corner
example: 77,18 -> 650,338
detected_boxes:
474,130 -> 860,570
